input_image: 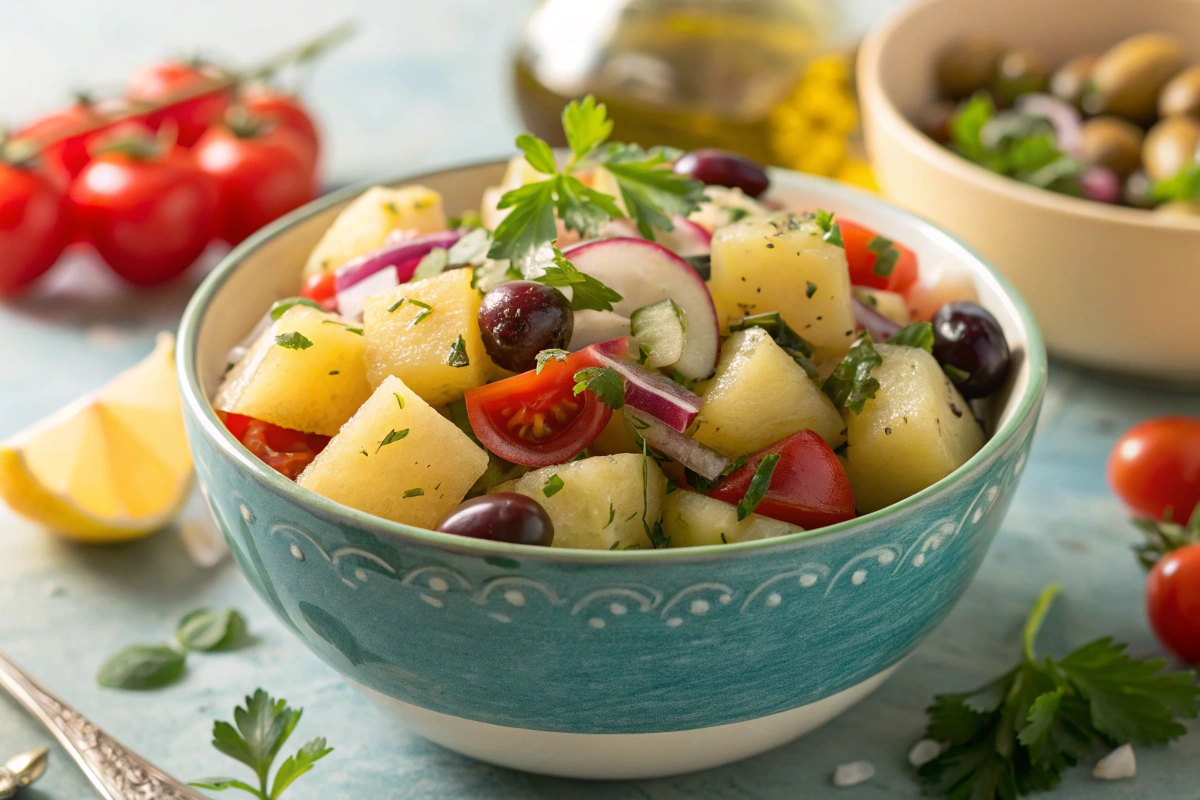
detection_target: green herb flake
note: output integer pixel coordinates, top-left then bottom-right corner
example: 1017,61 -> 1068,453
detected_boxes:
376,428 -> 410,452
394,393 -> 405,409
887,321 -> 935,353
406,298 -> 433,325
535,349 -> 569,374
822,333 -> 883,413
572,366 -> 624,410
730,311 -> 818,379
670,370 -> 696,391
602,504 -> 616,529
274,331 -> 313,350
387,298 -> 406,313
665,478 -> 678,495
446,335 -> 470,368
720,532 -> 728,544
866,235 -> 900,277
811,209 -> 844,248
542,474 -> 565,498
806,281 -> 818,299
320,320 -> 362,335
269,297 -> 324,321
403,488 -> 424,498
328,370 -> 339,376
737,453 -> 780,521
942,363 -> 971,384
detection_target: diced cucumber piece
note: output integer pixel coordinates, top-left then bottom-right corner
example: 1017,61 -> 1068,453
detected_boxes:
630,299 -> 687,369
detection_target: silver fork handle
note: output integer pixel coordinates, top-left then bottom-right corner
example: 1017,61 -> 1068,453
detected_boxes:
0,651 -> 206,800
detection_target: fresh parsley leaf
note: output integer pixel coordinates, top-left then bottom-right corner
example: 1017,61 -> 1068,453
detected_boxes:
97,644 -> 186,690
806,281 -> 818,299
598,142 -> 705,238
730,312 -> 818,377
190,777 -> 262,795
811,209 -> 844,248
516,132 -> 557,175
822,333 -> 882,413
943,363 -> 971,384
411,247 -> 448,281
487,180 -> 558,272
177,609 -> 247,652
572,366 -> 624,410
887,321 -> 935,353
446,335 -> 470,368
554,173 -> 623,238
403,488 -> 424,498
737,454 -> 780,521
268,738 -> 333,800
274,332 -> 313,350
866,235 -> 899,276
376,429 -> 409,452
561,95 -> 613,161
535,349 -> 569,374
542,474 -> 565,498
269,297 -> 324,321
533,247 -> 623,312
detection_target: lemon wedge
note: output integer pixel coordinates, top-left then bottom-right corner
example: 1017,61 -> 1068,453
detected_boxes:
0,332 -> 193,542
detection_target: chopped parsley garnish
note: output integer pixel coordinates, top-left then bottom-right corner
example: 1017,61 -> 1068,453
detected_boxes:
394,393 -> 405,409
572,366 -> 624,410
943,363 -> 971,384
822,332 -> 882,413
542,474 -> 565,498
603,504 -> 616,529
737,454 -> 780,521
866,235 -> 900,277
269,297 -> 324,320
811,209 -> 844,248
535,348 -> 569,374
533,247 -> 623,312
412,248 -> 448,281
806,281 -> 818,299
403,488 -> 424,498
328,370 -> 339,375
387,298 -> 406,313
376,428 -> 409,452
321,320 -> 362,335
918,584 -> 1198,800
720,532 -> 728,544
726,206 -> 750,223
730,311 -> 818,379
886,321 -> 935,352
446,335 -> 470,368
640,439 -> 669,548
274,331 -> 313,350
407,299 -> 433,325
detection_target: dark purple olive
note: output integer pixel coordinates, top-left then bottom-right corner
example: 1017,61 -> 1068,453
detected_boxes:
436,493 -> 554,546
478,281 -> 573,373
673,148 -> 770,198
931,302 -> 1011,399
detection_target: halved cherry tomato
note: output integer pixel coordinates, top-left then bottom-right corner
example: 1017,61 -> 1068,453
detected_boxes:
0,158 -> 69,296
221,412 -> 329,480
707,430 -> 856,529
1109,416 -> 1200,522
465,346 -> 614,467
841,220 -> 919,295
1146,543 -> 1200,664
242,89 -> 321,171
300,269 -> 338,311
127,60 -> 231,147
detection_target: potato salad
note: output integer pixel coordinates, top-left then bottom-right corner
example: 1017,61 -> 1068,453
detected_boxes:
212,97 -> 1012,550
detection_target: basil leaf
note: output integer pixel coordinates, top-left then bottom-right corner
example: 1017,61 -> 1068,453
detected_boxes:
737,454 -> 780,521
97,644 -> 186,690
177,609 -> 247,652
822,333 -> 883,414
274,332 -> 314,350
887,321 -> 935,353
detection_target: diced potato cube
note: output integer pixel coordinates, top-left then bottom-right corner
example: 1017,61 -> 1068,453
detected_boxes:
852,287 -> 910,326
492,454 -> 665,550
303,185 -> 446,277
663,489 -> 801,548
709,213 -> 856,361
214,305 -> 373,436
297,376 -> 487,528
693,328 -> 845,459
363,268 -> 490,406
589,408 -> 641,456
841,343 -> 984,513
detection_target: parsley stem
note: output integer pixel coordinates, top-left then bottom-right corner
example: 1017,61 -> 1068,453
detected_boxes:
1022,583 -> 1061,663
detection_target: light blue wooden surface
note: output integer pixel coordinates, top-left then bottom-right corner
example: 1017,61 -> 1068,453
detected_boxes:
2,1 -> 1198,797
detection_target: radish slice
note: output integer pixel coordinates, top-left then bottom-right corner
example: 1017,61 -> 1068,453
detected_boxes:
626,406 -> 729,481
337,265 -> 399,321
630,299 -> 686,368
565,238 -> 719,380
334,230 -> 463,295
654,215 -> 712,257
592,337 -> 702,432
569,310 -> 631,351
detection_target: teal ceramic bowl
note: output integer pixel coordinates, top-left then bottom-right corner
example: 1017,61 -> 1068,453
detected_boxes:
177,161 -> 1046,779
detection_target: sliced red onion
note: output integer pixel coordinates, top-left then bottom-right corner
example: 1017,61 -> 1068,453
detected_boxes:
625,406 -> 729,480
1016,94 -> 1083,157
334,230 -> 464,294
591,337 -> 702,432
852,296 -> 901,340
1079,166 -> 1121,204
337,265 -> 399,321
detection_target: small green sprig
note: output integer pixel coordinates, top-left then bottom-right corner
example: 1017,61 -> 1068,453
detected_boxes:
572,366 -> 624,410
192,690 -> 332,800
822,333 -> 883,414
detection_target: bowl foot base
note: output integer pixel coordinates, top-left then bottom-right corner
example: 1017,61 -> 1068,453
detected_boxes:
351,662 -> 901,779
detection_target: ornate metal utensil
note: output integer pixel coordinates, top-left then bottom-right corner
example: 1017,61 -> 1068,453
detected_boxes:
0,745 -> 48,798
0,651 -> 206,800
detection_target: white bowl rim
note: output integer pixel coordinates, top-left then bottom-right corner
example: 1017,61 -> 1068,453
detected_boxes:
177,157 -> 1047,564
857,0 -> 1200,233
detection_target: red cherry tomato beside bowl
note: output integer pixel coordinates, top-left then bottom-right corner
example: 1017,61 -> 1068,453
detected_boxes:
242,89 -> 321,170
1109,416 -> 1200,522
0,159 -> 69,296
126,60 -> 232,147
1146,544 -> 1200,664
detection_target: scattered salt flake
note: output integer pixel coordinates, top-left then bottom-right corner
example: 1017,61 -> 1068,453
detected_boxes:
43,580 -> 64,597
908,739 -> 943,767
833,760 -> 875,787
1093,744 -> 1136,781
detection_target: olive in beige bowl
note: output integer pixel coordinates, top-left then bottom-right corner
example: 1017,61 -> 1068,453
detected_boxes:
857,0 -> 1200,383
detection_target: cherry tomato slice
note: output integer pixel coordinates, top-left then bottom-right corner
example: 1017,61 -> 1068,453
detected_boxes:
300,269 -> 338,311
220,412 -> 329,480
840,220 -> 919,294
1146,543 -> 1200,664
707,430 -> 856,529
1109,416 -> 1200,522
465,347 -> 613,467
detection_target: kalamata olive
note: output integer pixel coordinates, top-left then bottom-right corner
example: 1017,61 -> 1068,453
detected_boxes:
673,149 -> 770,198
931,302 -> 1011,400
1160,65 -> 1200,120
1123,170 -> 1156,209
436,493 -> 554,546
1142,116 -> 1200,181
1050,54 -> 1098,107
936,38 -> 1006,100
1078,116 -> 1145,179
991,48 -> 1050,106
1157,199 -> 1200,219
478,281 -> 573,373
1086,33 -> 1187,122
1079,166 -> 1122,204
918,101 -> 958,144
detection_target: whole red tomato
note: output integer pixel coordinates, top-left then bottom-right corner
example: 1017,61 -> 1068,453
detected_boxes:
127,60 -> 231,147
0,157 -> 69,296
1109,416 -> 1200,522
242,89 -> 320,170
1146,543 -> 1200,663
194,118 -> 316,246
69,138 -> 218,286
15,99 -> 112,180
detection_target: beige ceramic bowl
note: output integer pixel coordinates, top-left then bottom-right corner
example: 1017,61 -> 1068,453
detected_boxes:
858,0 -> 1200,383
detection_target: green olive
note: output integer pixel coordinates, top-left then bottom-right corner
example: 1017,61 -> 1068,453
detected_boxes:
1079,116 -> 1145,179
1086,33 -> 1187,122
936,38 -> 1006,99
991,48 -> 1050,105
1156,199 -> 1200,218
1123,170 -> 1156,209
1159,65 -> 1200,119
1050,54 -> 1098,107
1142,116 -> 1200,181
